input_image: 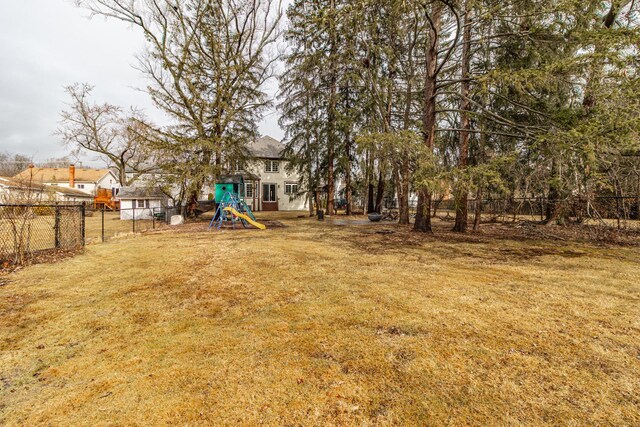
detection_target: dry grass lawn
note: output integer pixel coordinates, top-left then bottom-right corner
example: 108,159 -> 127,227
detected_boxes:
1,213 -> 639,425
84,211 -> 158,243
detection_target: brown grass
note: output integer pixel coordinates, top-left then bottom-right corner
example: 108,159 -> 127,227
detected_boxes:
1,214 -> 639,425
84,211 -> 158,243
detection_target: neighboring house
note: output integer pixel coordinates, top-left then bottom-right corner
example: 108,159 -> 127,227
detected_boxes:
13,165 -> 120,197
0,177 -> 94,204
201,136 -> 306,211
116,187 -> 167,220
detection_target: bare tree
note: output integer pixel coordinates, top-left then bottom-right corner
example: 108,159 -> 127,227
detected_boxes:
57,83 -> 153,185
76,0 -> 283,213
0,153 -> 32,177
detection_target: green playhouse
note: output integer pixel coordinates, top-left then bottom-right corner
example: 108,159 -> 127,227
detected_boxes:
214,175 -> 246,203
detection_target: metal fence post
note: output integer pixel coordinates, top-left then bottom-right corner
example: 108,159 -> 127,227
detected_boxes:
132,205 -> 136,233
152,207 -> 156,229
80,204 -> 86,246
54,207 -> 61,248
101,205 -> 105,242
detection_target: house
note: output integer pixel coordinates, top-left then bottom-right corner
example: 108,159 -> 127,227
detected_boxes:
202,136 -> 306,211
13,165 -> 120,197
123,136 -> 307,212
116,187 -> 167,220
14,165 -> 121,210
0,177 -> 94,204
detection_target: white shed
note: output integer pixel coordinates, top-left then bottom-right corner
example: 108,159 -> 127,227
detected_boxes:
116,187 -> 167,220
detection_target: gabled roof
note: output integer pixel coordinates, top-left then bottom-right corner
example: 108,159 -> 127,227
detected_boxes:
247,136 -> 285,159
49,186 -> 94,198
117,186 -> 166,199
13,167 -> 114,184
0,176 -> 39,190
0,177 -> 93,198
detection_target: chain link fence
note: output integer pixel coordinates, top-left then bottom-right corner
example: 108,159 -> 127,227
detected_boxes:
399,196 -> 640,229
0,204 -> 85,265
1,204 -> 185,266
85,206 -> 182,243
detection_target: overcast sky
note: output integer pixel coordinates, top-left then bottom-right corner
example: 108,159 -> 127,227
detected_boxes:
0,0 -> 284,167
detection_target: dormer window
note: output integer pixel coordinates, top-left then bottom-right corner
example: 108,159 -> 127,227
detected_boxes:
265,160 -> 279,173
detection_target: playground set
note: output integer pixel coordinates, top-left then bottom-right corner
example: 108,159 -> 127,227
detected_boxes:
208,178 -> 266,230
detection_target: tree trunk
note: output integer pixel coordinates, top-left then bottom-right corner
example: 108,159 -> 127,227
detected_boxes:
375,168 -> 385,213
307,155 -> 314,217
117,155 -> 128,186
398,159 -> 410,224
345,138 -> 353,215
414,190 -> 426,231
413,3 -> 442,233
325,0 -> 337,216
367,151 -> 375,214
453,1 -> 472,233
399,59 -> 413,225
545,159 -> 561,224
326,126 -> 335,215
473,187 -> 482,231
308,192 -> 314,217
185,150 -> 212,216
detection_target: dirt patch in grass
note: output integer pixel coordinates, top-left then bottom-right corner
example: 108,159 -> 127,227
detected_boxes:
146,218 -> 287,235
1,248 -> 82,273
1,213 -> 639,425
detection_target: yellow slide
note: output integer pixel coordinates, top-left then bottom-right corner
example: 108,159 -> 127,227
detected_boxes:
223,207 -> 266,230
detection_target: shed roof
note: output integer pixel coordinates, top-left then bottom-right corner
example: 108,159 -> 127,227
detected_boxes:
13,167 -> 114,183
117,186 -> 166,199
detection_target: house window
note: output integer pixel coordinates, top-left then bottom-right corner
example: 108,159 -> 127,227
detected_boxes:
137,199 -> 145,208
245,183 -> 254,198
77,184 -> 85,189
230,160 -> 244,171
284,182 -> 298,195
264,160 -> 279,173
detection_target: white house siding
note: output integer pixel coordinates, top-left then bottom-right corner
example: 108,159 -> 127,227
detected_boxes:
97,173 -> 120,191
0,190 -> 92,204
48,182 -> 97,194
119,199 -> 163,220
55,194 -> 93,204
41,171 -> 120,196
246,159 -> 306,211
